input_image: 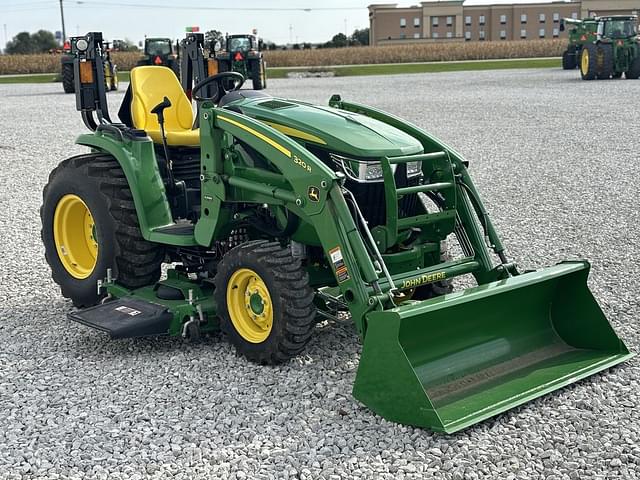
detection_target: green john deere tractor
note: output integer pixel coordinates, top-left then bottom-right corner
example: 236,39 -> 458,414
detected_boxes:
560,17 -> 598,70
137,37 -> 180,76
41,32 -> 632,433
215,34 -> 266,90
61,35 -> 118,93
579,15 -> 640,80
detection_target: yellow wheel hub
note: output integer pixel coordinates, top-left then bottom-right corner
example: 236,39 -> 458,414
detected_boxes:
581,49 -> 590,75
227,268 -> 273,343
53,194 -> 98,279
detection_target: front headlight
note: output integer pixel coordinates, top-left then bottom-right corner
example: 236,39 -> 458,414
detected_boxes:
330,153 -> 383,182
362,163 -> 384,181
407,161 -> 421,176
75,38 -> 89,52
329,153 -> 422,183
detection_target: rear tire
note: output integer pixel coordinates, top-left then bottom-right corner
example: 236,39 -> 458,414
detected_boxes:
215,240 -> 316,364
597,44 -> 613,80
41,153 -> 164,307
580,44 -> 599,80
251,59 -> 265,90
626,57 -> 640,79
61,63 -> 75,93
110,65 -> 119,91
562,50 -> 577,70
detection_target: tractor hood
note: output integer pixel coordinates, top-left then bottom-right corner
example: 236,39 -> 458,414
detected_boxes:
224,96 -> 423,158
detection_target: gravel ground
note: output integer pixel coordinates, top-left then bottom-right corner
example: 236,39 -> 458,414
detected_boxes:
0,68 -> 638,479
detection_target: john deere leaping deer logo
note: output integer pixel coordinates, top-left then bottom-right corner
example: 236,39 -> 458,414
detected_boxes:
308,186 -> 320,202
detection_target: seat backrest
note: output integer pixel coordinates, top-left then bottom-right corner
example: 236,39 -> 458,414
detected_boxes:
130,66 -> 193,132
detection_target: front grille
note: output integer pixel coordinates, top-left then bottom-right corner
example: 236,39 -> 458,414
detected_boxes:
305,145 -> 422,228
346,177 -> 420,228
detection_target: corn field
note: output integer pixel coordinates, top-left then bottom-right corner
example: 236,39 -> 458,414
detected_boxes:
0,40 -> 564,75
263,39 -> 565,67
0,52 -> 142,75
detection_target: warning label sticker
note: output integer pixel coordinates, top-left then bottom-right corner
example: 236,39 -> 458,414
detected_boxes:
115,305 -> 142,317
329,246 -> 350,283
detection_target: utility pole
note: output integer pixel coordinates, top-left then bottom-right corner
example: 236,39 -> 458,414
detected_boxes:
3,24 -> 7,51
59,0 -> 66,42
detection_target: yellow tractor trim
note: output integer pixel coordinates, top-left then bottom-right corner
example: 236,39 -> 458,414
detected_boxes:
53,194 -> 98,279
262,121 -> 327,145
226,268 -> 273,343
581,48 -> 590,75
218,115 -> 292,157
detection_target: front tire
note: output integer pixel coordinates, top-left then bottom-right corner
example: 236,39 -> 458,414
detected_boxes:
214,240 -> 316,364
41,153 -> 164,307
562,49 -> 577,70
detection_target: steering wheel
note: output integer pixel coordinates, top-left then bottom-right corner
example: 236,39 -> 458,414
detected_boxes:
192,72 -> 245,103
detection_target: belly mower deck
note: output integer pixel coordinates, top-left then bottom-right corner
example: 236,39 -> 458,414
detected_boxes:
68,298 -> 173,339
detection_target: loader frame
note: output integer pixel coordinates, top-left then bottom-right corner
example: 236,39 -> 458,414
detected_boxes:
77,93 -> 516,337
54,33 -> 633,433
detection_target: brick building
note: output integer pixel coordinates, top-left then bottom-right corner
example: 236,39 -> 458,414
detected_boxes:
368,1 -> 640,45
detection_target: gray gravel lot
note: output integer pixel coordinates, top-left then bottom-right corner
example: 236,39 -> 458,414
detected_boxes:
0,68 -> 638,479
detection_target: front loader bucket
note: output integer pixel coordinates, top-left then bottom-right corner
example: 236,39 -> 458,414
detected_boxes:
353,261 -> 632,433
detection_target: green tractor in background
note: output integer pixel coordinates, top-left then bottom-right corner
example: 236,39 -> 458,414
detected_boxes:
136,37 -> 180,76
560,17 -> 598,70
42,32 -> 632,434
215,34 -> 266,90
61,36 -> 118,93
579,15 -> 640,80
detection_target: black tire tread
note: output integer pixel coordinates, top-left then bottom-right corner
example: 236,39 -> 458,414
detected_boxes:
214,240 -> 316,364
562,50 -> 577,70
597,44 -> 614,80
251,60 -> 264,90
41,153 -> 164,306
411,242 -> 454,300
581,44 -> 598,80
626,56 -> 640,79
61,63 -> 75,93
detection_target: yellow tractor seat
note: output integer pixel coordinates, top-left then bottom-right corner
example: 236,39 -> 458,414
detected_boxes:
130,66 -> 200,147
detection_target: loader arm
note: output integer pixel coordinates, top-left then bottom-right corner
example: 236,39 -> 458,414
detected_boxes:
198,104 -> 391,334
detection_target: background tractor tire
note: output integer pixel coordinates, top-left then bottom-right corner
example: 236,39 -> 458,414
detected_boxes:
597,44 -> 614,80
109,65 -> 119,91
61,63 -> 75,93
215,240 -> 316,364
410,242 -> 454,301
562,50 -> 577,70
251,59 -> 265,90
580,44 -> 599,80
41,153 -> 164,307
626,57 -> 640,79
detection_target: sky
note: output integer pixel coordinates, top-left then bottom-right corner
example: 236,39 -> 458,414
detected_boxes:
0,0 -> 569,50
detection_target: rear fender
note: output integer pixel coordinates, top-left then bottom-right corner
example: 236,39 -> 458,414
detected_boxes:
76,131 -> 173,239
